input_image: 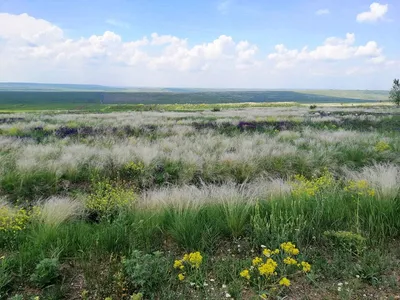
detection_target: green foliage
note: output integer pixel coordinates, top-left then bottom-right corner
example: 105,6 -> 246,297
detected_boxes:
222,202 -> 252,238
30,258 -> 60,287
8,295 -> 24,300
0,171 -> 59,201
0,258 -> 12,296
85,178 -> 136,221
290,168 -> 335,198
389,78 -> 400,106
323,231 -> 366,255
120,161 -> 145,180
375,140 -> 391,152
122,250 -> 171,295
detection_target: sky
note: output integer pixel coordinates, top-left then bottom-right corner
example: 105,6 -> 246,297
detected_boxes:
0,0 -> 399,89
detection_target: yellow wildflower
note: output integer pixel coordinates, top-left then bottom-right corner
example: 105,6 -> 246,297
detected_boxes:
240,269 -> 251,280
279,277 -> 291,287
173,260 -> 183,269
280,242 -> 297,254
283,257 -> 297,265
291,248 -> 299,255
183,254 -> 189,261
252,256 -> 263,266
258,258 -> 278,276
260,294 -> 268,299
273,249 -> 280,255
178,273 -> 185,281
263,248 -> 271,257
301,261 -> 311,273
188,251 -> 203,268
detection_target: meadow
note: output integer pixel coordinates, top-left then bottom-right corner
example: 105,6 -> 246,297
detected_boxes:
0,103 -> 399,299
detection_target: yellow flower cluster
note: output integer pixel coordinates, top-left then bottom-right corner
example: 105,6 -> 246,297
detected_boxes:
283,257 -> 297,265
173,251 -> 203,282
279,277 -> 291,287
280,242 -> 299,255
375,141 -> 391,152
86,180 -> 136,216
301,261 -> 311,272
186,251 -> 203,268
344,180 -> 375,197
291,169 -> 334,197
240,242 -> 311,295
258,258 -> 278,276
0,206 -> 31,232
240,269 -> 250,280
252,257 -> 263,266
262,248 -> 280,257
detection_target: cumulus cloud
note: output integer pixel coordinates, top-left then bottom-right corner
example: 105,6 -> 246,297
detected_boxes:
0,12 -> 398,89
316,9 -> 330,15
268,33 -> 384,68
0,13 -> 63,45
357,2 -> 388,22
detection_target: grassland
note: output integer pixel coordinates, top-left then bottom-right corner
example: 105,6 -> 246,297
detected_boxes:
0,83 -> 389,112
0,102 -> 399,300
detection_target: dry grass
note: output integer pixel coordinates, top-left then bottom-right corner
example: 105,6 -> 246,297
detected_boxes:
38,197 -> 84,226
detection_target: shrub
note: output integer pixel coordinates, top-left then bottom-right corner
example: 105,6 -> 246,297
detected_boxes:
290,169 -> 334,198
30,258 -> 60,287
0,205 -> 30,233
309,105 -> 317,110
323,230 -> 366,255
85,179 -> 136,221
122,250 -> 171,295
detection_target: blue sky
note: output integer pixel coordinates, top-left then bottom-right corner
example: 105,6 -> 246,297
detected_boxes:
0,0 -> 399,88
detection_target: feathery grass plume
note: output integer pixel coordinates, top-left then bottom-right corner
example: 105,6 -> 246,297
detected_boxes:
38,197 -> 84,226
344,163 -> 400,200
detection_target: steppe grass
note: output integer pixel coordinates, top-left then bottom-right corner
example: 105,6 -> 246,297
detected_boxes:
0,105 -> 399,299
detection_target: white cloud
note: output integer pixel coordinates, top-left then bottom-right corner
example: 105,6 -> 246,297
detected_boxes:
0,12 -> 398,89
356,2 -> 388,22
316,9 -> 330,15
0,12 -> 63,45
217,0 -> 231,14
268,33 -> 384,68
106,19 -> 130,28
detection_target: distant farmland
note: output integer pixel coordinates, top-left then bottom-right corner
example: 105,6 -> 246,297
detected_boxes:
0,83 -> 389,110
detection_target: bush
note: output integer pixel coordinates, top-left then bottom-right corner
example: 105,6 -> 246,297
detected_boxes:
323,230 -> 366,255
122,250 -> 171,295
30,258 -> 60,287
85,179 -> 136,221
309,105 -> 317,110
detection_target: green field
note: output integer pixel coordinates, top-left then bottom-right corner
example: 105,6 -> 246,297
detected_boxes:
0,83 -> 389,111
